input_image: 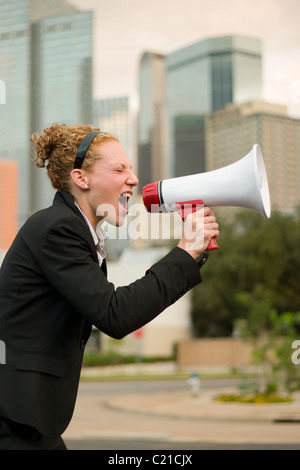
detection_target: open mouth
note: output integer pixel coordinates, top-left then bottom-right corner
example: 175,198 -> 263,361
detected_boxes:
119,193 -> 132,214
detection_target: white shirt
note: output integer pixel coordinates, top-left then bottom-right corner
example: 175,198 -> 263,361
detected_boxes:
74,202 -> 107,267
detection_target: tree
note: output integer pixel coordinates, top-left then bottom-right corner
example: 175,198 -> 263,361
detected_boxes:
234,302 -> 300,393
191,207 -> 300,337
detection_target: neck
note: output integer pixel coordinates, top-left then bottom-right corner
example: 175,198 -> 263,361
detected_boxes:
74,195 -> 99,232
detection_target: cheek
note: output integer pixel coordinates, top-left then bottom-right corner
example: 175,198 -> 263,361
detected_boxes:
91,181 -> 112,200
89,175 -> 122,211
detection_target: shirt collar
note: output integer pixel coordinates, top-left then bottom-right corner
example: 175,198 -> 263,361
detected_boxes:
74,201 -> 107,249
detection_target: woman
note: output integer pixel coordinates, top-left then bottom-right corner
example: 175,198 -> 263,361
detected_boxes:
0,124 -> 219,450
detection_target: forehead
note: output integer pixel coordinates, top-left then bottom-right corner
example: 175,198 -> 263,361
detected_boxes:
92,141 -> 131,166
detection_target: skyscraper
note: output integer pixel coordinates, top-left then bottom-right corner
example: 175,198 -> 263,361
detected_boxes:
93,96 -> 133,259
93,97 -> 131,157
166,35 -> 263,177
0,0 -> 94,224
137,52 -> 167,189
205,100 -> 300,213
137,35 -> 263,186
0,0 -> 32,225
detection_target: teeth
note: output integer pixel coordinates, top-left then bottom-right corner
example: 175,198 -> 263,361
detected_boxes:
119,193 -> 131,210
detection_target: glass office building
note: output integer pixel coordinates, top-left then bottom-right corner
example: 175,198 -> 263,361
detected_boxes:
205,100 -> 300,213
167,35 -> 263,177
93,96 -> 133,259
0,0 -> 32,225
0,0 -> 93,224
93,97 -> 131,157
137,35 -> 263,187
30,8 -> 93,212
137,52 -> 167,189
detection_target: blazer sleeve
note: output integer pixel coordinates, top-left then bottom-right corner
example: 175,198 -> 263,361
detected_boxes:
38,215 -> 202,339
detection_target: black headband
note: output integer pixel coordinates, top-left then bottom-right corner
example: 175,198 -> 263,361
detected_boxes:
74,130 -> 101,169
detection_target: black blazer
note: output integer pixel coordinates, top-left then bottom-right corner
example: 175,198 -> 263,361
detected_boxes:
0,190 -> 202,437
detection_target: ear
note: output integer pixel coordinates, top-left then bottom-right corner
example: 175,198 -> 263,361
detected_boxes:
70,169 -> 89,190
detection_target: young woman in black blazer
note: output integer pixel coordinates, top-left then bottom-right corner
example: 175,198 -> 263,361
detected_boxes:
0,124 -> 219,449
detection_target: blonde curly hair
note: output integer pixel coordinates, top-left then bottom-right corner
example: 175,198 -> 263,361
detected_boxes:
31,123 -> 119,192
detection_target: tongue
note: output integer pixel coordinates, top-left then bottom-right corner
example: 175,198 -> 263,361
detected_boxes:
119,195 -> 128,210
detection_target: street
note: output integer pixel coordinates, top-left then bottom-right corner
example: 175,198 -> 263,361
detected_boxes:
65,438 -> 300,451
63,378 -> 300,451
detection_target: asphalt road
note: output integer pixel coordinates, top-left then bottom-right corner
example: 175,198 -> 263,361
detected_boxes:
74,377 -> 243,396
63,378 -> 300,452
65,439 -> 300,451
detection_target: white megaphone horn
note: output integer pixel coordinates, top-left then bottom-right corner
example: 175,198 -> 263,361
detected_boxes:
142,144 -> 271,251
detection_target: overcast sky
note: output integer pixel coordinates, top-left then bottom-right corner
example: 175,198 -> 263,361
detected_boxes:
69,0 -> 300,117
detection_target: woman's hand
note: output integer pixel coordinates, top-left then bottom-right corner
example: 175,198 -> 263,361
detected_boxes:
177,206 -> 219,260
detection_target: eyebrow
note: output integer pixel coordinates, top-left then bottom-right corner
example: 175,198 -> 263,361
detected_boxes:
111,162 -> 133,170
95,160 -> 133,172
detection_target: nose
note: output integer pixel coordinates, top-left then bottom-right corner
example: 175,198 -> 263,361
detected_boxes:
127,170 -> 139,187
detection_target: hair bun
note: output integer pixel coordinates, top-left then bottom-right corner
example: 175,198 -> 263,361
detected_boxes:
30,123 -> 112,192
31,124 -> 67,168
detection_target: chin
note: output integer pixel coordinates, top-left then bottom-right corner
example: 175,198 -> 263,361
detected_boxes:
108,213 -> 126,227
116,216 -> 126,227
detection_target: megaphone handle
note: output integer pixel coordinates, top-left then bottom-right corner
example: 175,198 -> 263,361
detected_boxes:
176,199 -> 219,251
206,237 -> 219,250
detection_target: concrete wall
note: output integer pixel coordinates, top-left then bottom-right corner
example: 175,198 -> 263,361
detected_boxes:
177,338 -> 254,369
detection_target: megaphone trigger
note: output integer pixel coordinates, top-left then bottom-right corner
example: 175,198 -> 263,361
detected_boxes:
175,200 -> 220,251
175,199 -> 204,221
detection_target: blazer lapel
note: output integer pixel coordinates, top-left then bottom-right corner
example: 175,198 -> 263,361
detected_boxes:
101,259 -> 107,277
53,190 -> 99,265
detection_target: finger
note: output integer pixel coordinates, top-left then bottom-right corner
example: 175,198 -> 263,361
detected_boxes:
205,227 -> 220,240
203,215 -> 217,225
203,206 -> 215,217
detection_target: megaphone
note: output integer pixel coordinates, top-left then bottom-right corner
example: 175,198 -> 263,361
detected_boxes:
142,144 -> 271,251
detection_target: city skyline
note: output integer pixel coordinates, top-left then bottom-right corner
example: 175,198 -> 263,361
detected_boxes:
137,35 -> 264,188
0,0 -> 299,238
68,0 -> 300,118
0,0 -> 94,222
